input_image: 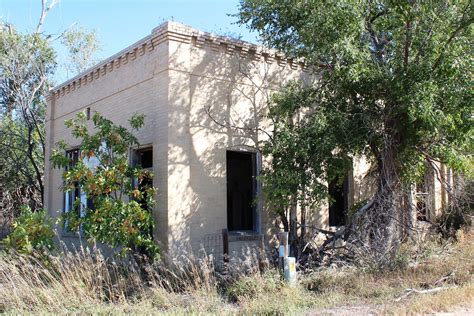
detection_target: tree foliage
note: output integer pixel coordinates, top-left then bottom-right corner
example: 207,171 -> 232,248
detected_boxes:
239,0 -> 473,262
51,112 -> 159,260
61,25 -> 101,76
0,23 -> 56,205
0,1 -> 101,218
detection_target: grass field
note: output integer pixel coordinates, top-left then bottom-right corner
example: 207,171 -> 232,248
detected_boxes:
1,228 -> 472,314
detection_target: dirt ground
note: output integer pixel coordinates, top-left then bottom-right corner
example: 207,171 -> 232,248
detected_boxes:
307,300 -> 474,315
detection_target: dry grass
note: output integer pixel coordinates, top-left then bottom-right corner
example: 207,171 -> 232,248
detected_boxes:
394,285 -> 474,314
0,229 -> 473,314
302,228 -> 474,314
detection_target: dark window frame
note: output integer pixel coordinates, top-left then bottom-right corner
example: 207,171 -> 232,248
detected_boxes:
63,148 -> 97,234
130,147 -> 154,192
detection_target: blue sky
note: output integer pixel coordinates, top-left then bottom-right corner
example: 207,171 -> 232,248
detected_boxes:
0,0 -> 259,81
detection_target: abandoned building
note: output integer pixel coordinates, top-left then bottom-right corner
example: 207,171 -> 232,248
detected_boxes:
44,21 -> 456,259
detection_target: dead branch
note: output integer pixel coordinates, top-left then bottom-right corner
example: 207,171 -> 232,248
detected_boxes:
298,223 -> 336,236
395,286 -> 458,302
36,0 -> 58,34
317,227 -> 346,255
433,271 -> 455,286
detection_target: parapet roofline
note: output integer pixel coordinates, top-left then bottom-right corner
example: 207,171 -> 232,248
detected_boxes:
49,21 -> 307,100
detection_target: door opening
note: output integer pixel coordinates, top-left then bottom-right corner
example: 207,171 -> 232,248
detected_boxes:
328,175 -> 348,226
226,151 -> 256,231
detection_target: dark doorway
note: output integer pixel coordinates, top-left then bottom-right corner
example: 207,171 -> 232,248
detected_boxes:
328,177 -> 347,226
137,148 -> 153,169
226,151 -> 256,231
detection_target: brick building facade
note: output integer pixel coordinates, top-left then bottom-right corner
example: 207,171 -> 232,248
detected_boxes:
45,22 -> 453,259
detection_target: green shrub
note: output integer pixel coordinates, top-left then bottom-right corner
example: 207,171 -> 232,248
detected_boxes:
2,207 -> 55,254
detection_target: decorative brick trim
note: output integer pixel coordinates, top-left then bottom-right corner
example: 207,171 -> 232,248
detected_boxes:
48,21 -> 307,101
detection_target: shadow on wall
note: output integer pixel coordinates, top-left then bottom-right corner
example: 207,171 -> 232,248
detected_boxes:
353,164 -> 377,204
165,41 -> 310,258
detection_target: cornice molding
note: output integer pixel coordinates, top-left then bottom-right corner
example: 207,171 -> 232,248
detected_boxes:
48,21 -> 307,101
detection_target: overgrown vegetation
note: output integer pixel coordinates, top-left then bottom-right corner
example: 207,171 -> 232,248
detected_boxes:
436,179 -> 473,239
1,207 -> 54,255
0,0 -> 472,313
0,0 -> 101,236
1,228 -> 472,314
238,0 -> 473,265
50,111 -> 159,260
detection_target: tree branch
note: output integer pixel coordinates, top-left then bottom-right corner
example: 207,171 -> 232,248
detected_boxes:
432,3 -> 473,70
36,0 -> 58,34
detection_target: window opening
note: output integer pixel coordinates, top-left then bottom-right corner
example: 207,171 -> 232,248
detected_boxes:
63,149 -> 80,230
131,147 -> 154,237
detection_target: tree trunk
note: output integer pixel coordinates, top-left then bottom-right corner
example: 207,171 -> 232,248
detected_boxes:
357,144 -> 402,264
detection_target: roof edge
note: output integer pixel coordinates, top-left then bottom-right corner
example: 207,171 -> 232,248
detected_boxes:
48,21 -> 307,100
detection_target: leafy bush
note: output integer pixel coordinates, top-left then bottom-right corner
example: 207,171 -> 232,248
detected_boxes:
2,207 -> 55,254
51,111 -> 159,260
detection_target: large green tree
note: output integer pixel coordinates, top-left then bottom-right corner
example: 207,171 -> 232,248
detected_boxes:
239,0 -> 473,263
